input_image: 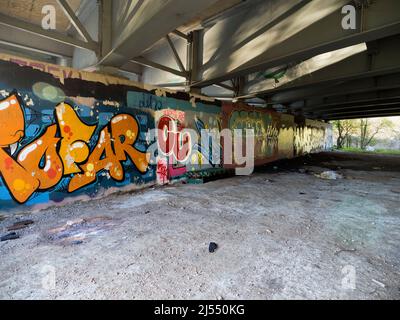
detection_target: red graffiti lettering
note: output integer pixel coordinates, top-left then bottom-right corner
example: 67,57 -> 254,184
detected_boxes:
157,116 -> 191,162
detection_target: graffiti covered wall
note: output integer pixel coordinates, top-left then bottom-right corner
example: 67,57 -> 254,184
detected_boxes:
222,103 -> 280,166
294,119 -> 333,156
0,55 -> 332,211
221,103 -> 332,167
127,90 -> 223,184
0,59 -> 159,210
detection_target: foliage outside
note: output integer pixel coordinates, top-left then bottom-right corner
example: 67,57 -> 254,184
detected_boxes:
332,117 -> 400,153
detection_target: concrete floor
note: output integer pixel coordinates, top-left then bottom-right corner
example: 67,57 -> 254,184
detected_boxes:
0,152 -> 399,300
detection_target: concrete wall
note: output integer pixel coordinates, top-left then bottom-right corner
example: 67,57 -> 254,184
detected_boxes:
0,55 -> 332,212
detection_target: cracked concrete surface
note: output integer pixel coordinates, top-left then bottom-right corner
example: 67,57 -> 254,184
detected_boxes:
0,152 -> 399,300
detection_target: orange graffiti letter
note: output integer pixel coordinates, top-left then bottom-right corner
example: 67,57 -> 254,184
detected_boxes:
68,126 -> 121,192
0,95 -> 39,203
111,114 -> 149,173
17,125 -> 63,190
55,103 -> 96,174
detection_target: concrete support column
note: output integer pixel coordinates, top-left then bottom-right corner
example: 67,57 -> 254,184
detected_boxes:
99,0 -> 112,59
56,57 -> 70,67
188,29 -> 204,94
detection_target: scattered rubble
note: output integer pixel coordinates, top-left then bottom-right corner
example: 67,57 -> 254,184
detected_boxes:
208,242 -> 218,253
1,232 -> 19,242
334,247 -> 357,256
372,279 -> 386,288
47,216 -> 114,245
0,152 -> 399,299
7,220 -> 34,231
315,171 -> 343,180
298,168 -> 308,174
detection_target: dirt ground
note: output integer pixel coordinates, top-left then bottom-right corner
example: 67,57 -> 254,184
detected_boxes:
0,151 -> 399,300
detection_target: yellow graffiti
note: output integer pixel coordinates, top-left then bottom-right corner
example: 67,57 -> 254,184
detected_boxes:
69,114 -> 150,192
17,124 -> 63,189
56,103 -> 96,174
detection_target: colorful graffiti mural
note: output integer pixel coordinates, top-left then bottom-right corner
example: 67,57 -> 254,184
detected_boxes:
0,96 -> 149,204
152,103 -> 223,183
222,102 -> 332,166
222,103 -> 280,166
293,119 -> 333,156
156,112 -> 190,183
0,57 -> 157,210
0,55 -> 332,211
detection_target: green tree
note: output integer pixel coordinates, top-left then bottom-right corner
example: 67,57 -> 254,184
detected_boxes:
332,120 -> 357,149
359,118 -> 394,150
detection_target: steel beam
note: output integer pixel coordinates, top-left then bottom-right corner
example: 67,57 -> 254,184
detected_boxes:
193,0 -> 400,88
189,29 -> 204,84
266,73 -> 400,105
245,43 -> 368,98
188,29 -> 204,94
99,0 -> 112,57
56,0 -> 95,45
310,101 -> 400,119
0,13 -> 98,52
172,30 -> 189,41
165,34 -> 186,73
0,40 -> 71,59
303,94 -> 400,112
130,56 -> 187,78
321,101 -> 400,113
154,82 -> 187,87
120,60 -> 143,76
99,0 -> 219,67
323,109 -> 400,120
241,34 -> 400,101
213,83 -> 234,92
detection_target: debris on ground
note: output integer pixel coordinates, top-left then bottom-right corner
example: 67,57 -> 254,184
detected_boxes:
266,229 -> 274,234
334,247 -> 357,256
315,171 -> 343,180
208,242 -> 218,253
372,279 -> 386,288
298,168 -> 308,174
1,232 -> 20,242
7,220 -> 34,231
1,152 -> 399,299
47,216 -> 114,245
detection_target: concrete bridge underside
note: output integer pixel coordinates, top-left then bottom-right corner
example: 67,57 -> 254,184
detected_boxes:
0,0 -> 400,120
